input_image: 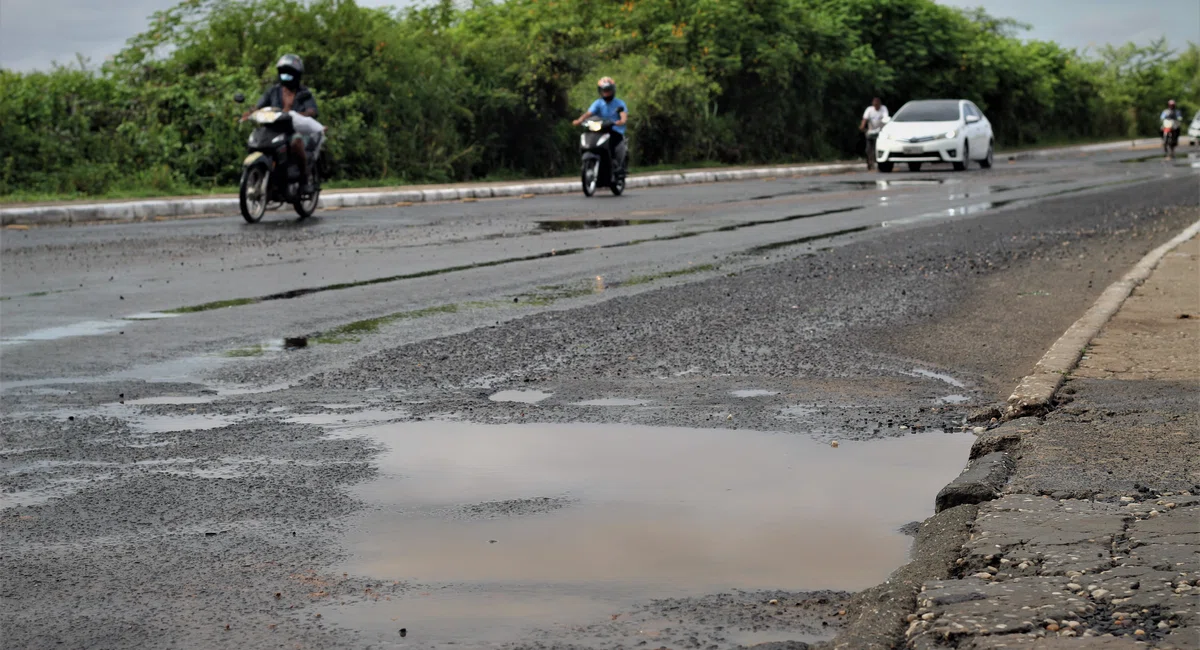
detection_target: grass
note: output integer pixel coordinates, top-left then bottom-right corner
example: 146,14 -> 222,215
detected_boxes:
165,297 -> 261,314
313,304 -> 460,344
622,263 -> 717,286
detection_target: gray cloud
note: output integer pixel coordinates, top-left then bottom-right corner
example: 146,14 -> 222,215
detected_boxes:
936,0 -> 1199,53
0,0 -> 408,71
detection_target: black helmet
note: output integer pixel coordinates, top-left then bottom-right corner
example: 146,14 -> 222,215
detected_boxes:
276,54 -> 304,77
597,76 -> 616,97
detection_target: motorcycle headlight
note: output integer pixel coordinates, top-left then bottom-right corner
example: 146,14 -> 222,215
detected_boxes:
597,134 -> 610,145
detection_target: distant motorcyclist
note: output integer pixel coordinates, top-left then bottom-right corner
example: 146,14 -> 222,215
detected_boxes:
1161,99 -> 1184,123
573,77 -> 628,173
242,54 -> 320,193
1161,99 -> 1183,160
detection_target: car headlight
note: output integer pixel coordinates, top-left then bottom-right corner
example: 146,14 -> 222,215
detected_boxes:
882,132 -> 894,141
938,130 -> 957,140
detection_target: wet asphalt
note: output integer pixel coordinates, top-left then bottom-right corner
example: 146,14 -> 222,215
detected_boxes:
1,148 -> 1198,649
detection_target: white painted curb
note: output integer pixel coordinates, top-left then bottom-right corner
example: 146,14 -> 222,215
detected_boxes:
0,139 -> 1161,226
1005,217 -> 1200,419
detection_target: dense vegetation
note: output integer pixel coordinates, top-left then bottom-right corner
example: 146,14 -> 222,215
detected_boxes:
2,0 -> 1197,199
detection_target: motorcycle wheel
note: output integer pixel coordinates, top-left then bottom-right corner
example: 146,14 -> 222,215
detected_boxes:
294,168 -> 320,221
609,172 -> 626,196
239,164 -> 269,223
581,160 -> 598,197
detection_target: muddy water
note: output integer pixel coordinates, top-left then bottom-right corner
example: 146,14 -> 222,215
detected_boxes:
324,421 -> 973,646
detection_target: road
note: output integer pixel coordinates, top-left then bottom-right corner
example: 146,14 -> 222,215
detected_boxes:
2,148 -> 1197,649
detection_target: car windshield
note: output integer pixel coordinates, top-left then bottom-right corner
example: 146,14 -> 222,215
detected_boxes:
893,101 -> 962,123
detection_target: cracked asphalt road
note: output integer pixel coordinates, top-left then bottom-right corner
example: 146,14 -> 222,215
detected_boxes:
2,149 -> 1197,649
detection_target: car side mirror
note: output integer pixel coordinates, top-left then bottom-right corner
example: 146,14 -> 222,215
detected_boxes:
234,93 -> 245,104
881,116 -> 891,124
966,114 -> 980,124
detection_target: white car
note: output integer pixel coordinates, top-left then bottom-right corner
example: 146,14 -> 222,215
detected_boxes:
875,99 -> 994,172
1188,110 -> 1200,146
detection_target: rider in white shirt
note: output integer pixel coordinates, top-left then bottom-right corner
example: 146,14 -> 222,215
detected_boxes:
860,97 -> 889,171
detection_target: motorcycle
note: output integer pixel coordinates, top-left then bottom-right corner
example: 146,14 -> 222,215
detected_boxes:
233,92 -> 323,223
1161,118 -> 1179,160
579,119 -> 627,197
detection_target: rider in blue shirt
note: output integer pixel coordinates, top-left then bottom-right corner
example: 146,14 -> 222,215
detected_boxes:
573,76 -> 629,172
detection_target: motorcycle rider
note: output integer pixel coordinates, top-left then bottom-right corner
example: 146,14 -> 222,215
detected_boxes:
242,54 -> 319,193
572,76 -> 628,174
1160,99 -> 1183,158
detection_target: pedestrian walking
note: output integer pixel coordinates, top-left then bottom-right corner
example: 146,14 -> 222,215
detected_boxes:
860,97 -> 889,171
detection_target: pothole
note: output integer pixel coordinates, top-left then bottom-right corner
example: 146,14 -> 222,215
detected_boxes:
323,421 -> 973,647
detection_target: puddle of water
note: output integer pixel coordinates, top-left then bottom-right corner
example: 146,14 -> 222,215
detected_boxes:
1,474 -> 114,509
536,219 -> 672,232
1,320 -> 126,345
905,368 -> 966,388
731,389 -> 779,398
572,397 -> 649,406
882,201 -> 1006,227
1120,153 -> 1172,163
936,394 -> 971,405
331,422 -> 971,646
285,409 -> 409,428
489,390 -> 554,404
876,179 -> 952,188
132,414 -> 241,433
123,396 -> 216,406
213,381 -> 292,396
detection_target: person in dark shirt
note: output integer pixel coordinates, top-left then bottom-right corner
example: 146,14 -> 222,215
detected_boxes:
243,54 -> 319,193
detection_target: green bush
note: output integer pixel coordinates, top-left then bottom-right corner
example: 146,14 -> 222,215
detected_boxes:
0,0 -> 1196,199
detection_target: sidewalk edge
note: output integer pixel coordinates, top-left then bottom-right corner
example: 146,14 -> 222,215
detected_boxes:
1004,217 -> 1200,420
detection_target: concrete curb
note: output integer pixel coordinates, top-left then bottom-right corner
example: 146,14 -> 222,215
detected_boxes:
0,163 -> 857,226
1005,217 -> 1200,419
934,451 -> 1014,513
0,138 -> 1161,226
1002,137 -> 1158,161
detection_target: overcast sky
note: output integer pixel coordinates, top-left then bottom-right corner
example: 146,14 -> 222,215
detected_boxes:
1,0 -> 1197,72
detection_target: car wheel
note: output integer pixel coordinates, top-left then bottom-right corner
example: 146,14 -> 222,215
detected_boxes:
979,142 -> 994,169
877,162 -> 894,173
953,142 -> 969,171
